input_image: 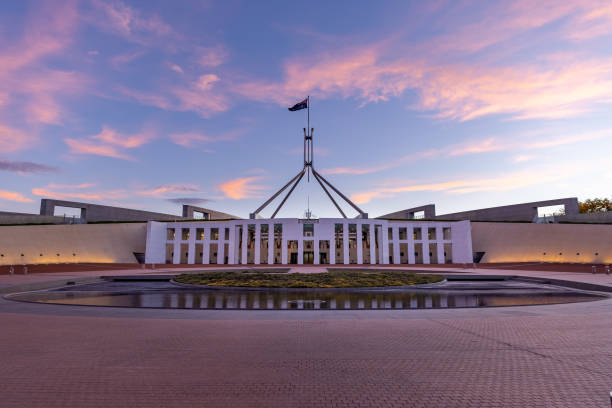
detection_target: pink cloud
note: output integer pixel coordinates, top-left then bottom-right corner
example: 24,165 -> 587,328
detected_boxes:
351,163 -> 582,204
0,124 -> 37,153
88,0 -> 174,44
64,126 -> 156,159
136,184 -> 200,198
32,187 -> 127,201
196,46 -> 229,67
0,190 -> 33,203
169,129 -> 241,147
218,177 -> 267,199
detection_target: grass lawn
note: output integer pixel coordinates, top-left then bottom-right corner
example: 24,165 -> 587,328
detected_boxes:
174,270 -> 443,288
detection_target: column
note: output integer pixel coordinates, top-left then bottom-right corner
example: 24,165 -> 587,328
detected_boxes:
228,225 -> 236,265
343,223 -> 349,265
381,225 -> 390,264
254,223 -> 261,265
330,228 -> 336,265
408,225 -> 416,264
314,239 -> 320,265
423,225 -> 431,264
241,224 -> 248,265
392,226 -> 400,265
172,230 -> 180,264
369,224 -> 376,264
281,237 -> 288,264
268,226 -> 274,265
298,238 -> 304,264
218,234 -> 225,265
187,227 -> 196,264
203,228 -> 211,264
436,226 -> 445,264
356,224 -> 363,264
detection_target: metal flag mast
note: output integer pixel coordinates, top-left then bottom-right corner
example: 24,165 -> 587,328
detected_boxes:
250,96 -> 368,219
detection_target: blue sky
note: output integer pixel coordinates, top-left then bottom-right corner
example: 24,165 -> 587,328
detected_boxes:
1,0 -> 611,218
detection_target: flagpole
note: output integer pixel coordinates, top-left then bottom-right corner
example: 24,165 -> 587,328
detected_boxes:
307,95 -> 310,181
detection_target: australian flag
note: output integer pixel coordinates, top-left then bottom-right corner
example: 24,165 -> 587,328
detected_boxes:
288,98 -> 308,111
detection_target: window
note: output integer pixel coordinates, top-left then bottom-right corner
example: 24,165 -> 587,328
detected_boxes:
181,228 -> 190,240
399,227 -> 407,240
224,228 -> 230,240
166,228 -> 175,240
414,228 -> 422,240
427,227 -> 436,240
303,223 -> 314,237
443,227 -> 451,240
211,228 -> 219,240
196,228 -> 204,240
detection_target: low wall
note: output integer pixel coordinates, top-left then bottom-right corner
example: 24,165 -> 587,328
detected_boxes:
0,223 -> 146,265
471,222 -> 612,264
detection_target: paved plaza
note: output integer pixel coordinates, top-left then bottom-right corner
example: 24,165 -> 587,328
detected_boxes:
1,265 -> 612,407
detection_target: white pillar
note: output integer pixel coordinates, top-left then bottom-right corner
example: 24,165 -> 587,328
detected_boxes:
241,224 -> 248,265
203,228 -> 211,264
281,237 -> 287,264
330,233 -> 336,265
408,225 -> 416,264
423,225 -> 431,264
356,224 -> 363,264
392,226 -> 400,265
172,233 -> 180,265
218,234 -> 225,265
268,225 -> 274,265
187,227 -> 196,264
228,226 -> 236,264
314,239 -> 320,265
381,225 -> 390,264
436,226 -> 445,264
343,223 -> 349,265
254,223 -> 261,265
369,224 -> 376,264
298,238 -> 304,264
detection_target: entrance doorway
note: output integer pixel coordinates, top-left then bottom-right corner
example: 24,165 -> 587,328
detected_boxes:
319,252 -> 327,264
290,253 -> 298,264
303,251 -> 314,264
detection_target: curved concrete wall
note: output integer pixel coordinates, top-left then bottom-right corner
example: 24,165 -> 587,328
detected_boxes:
471,222 -> 612,264
0,223 -> 146,265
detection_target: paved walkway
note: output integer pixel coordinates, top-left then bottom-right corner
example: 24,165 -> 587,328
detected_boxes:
2,265 -> 612,407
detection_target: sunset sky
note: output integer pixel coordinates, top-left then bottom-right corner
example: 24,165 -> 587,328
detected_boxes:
1,0 -> 612,218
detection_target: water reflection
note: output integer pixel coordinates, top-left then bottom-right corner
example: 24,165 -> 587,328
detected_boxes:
9,288 -> 603,310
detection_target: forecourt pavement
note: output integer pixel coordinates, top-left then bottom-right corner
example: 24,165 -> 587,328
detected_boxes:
1,265 -> 612,407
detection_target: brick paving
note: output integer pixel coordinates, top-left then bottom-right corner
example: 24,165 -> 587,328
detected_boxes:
2,266 -> 612,407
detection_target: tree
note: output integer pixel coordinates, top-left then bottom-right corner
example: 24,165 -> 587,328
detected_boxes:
578,198 -> 612,213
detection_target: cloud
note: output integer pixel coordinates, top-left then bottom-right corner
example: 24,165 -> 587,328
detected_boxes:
196,46 -> 228,67
0,1 -> 87,127
351,163 -> 580,204
0,125 -> 38,153
169,129 -> 241,147
64,125 -> 155,159
321,128 -> 612,176
31,187 -> 127,201
0,158 -> 59,174
165,197 -> 212,205
170,63 -> 184,74
218,177 -> 267,199
0,190 -> 33,203
47,183 -> 95,189
110,50 -> 146,68
136,184 -> 200,198
88,0 -> 174,45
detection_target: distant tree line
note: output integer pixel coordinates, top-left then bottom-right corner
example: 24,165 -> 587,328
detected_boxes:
579,198 -> 612,213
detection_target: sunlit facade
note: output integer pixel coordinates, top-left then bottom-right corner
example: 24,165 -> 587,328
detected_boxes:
145,218 -> 473,265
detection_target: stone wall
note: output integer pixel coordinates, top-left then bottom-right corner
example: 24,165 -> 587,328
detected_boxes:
471,222 -> 612,264
0,223 -> 146,265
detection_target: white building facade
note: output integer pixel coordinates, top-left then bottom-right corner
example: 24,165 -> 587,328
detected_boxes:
145,218 -> 473,265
